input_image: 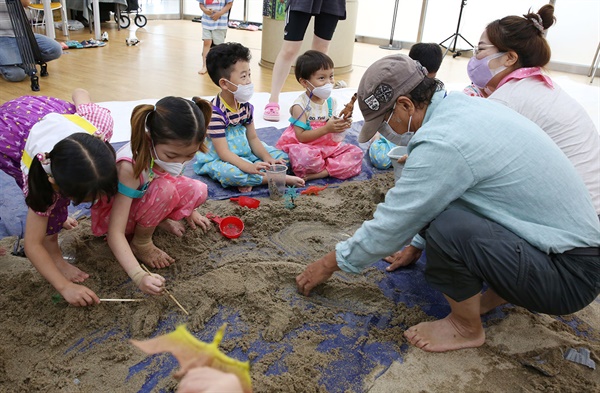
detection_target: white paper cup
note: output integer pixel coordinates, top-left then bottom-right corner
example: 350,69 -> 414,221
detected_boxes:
265,164 -> 287,200
387,146 -> 408,181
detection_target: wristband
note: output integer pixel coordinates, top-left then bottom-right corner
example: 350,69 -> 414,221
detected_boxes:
130,266 -> 147,287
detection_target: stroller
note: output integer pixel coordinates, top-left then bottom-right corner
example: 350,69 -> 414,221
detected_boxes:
115,0 -> 147,28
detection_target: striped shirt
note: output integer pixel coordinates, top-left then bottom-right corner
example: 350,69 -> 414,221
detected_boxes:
207,94 -> 254,139
198,0 -> 232,30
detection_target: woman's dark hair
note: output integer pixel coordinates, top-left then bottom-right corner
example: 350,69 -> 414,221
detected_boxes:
407,77 -> 445,109
206,42 -> 252,86
294,50 -> 334,82
486,5 -> 556,68
26,133 -> 118,212
130,96 -> 211,178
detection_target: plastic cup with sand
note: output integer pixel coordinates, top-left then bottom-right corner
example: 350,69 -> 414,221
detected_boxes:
265,164 -> 287,200
387,146 -> 408,181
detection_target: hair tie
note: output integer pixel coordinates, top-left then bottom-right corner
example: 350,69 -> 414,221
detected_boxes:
153,104 -> 157,112
36,152 -> 53,176
529,14 -> 544,33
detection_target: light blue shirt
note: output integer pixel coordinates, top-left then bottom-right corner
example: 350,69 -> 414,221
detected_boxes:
336,91 -> 600,273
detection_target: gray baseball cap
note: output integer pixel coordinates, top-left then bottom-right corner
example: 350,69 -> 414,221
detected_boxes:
357,54 -> 426,143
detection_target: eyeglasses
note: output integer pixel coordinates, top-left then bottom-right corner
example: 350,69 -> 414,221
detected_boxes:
472,44 -> 495,56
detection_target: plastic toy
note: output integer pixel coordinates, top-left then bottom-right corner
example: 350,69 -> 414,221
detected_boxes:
300,185 -> 328,196
131,324 -> 252,393
338,93 -> 357,119
206,213 -> 244,239
230,196 -> 260,209
284,186 -> 298,209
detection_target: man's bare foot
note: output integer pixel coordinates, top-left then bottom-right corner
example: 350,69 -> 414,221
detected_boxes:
198,67 -> 207,75
480,289 -> 508,315
238,186 -> 253,193
285,175 -> 305,187
404,314 -> 485,352
62,217 -> 78,230
55,258 -> 89,283
158,219 -> 186,237
131,238 -> 175,268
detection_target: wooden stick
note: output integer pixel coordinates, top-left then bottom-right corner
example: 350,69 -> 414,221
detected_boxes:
99,298 -> 144,302
140,265 -> 190,315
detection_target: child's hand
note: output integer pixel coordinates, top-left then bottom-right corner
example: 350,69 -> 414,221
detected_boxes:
265,157 -> 286,166
61,282 -> 100,306
139,274 -> 165,296
186,210 -> 212,232
327,117 -> 352,134
211,11 -> 222,21
245,161 -> 270,175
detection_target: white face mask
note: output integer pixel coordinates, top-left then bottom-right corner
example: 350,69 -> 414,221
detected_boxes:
308,81 -> 333,100
151,142 -> 189,176
378,104 -> 414,146
225,80 -> 254,103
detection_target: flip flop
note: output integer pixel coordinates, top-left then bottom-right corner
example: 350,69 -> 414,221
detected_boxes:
263,102 -> 280,122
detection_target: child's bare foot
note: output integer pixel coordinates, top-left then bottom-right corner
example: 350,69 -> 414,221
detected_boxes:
480,289 -> 508,315
304,169 -> 329,181
238,186 -> 253,193
158,219 -> 186,237
131,238 -> 175,269
198,67 -> 207,75
403,314 -> 485,352
62,217 -> 78,230
285,175 -> 305,187
55,258 -> 89,283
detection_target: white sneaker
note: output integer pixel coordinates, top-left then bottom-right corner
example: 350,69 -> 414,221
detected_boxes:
125,38 -> 140,46
101,32 -> 109,41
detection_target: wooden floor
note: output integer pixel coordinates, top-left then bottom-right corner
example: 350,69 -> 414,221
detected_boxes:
0,20 -> 387,104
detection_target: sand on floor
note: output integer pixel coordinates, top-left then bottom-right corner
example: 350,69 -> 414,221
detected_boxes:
0,173 -> 598,392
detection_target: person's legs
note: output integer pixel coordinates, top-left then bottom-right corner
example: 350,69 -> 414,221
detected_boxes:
265,10 -> 311,121
311,12 -> 340,53
34,33 -> 62,62
199,28 -> 213,74
0,37 -> 26,82
418,207 -> 600,351
0,65 -> 26,82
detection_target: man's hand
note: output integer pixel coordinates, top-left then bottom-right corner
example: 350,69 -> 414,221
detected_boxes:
383,245 -> 422,271
296,251 -> 340,296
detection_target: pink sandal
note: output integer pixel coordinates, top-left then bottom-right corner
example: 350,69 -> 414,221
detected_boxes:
263,102 -> 280,122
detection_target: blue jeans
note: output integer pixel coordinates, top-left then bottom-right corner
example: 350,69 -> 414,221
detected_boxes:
0,34 -> 62,82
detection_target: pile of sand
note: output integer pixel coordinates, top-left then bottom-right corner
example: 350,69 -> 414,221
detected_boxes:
0,173 -> 598,392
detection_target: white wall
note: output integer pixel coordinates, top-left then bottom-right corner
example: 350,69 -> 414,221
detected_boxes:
357,0 -> 599,67
181,0 -> 599,68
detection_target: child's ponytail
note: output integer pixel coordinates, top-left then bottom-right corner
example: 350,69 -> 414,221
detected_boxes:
130,104 -> 155,179
25,154 -> 55,213
192,96 -> 212,153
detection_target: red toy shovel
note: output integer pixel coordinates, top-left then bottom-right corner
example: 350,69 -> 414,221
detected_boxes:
206,213 -> 244,239
230,196 -> 260,209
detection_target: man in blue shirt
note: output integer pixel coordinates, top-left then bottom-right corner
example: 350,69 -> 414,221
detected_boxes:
296,54 -> 600,352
